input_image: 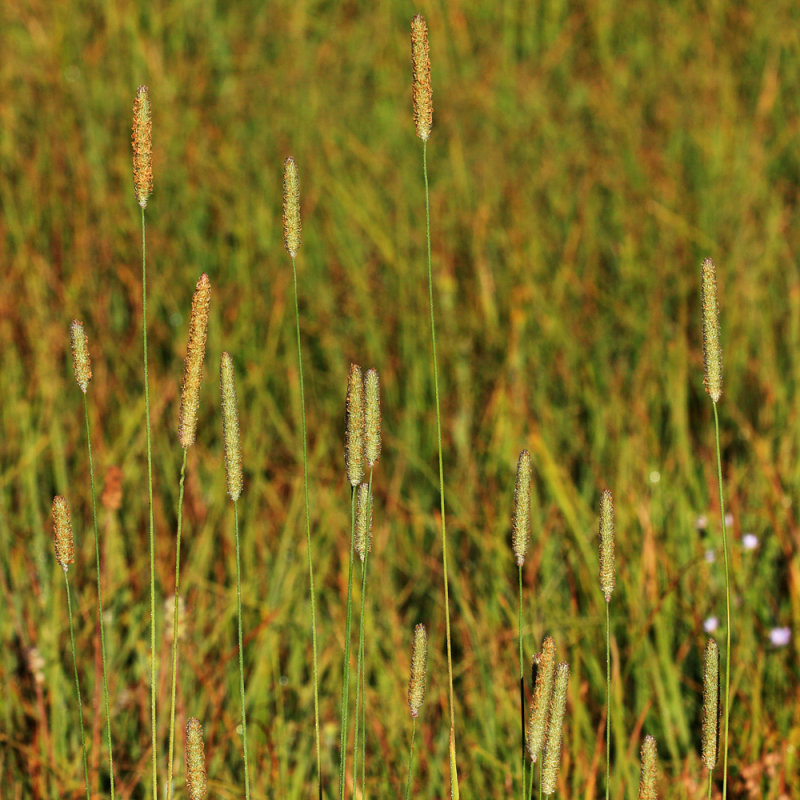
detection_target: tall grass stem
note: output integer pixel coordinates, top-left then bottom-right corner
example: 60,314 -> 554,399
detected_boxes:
713,402 -> 731,800
64,570 -> 91,800
606,600 -> 611,800
404,721 -> 417,800
165,448 -> 188,800
83,395 -> 115,798
290,254 -> 322,797
518,564 -> 525,800
422,137 -> 459,799
234,501 -> 251,799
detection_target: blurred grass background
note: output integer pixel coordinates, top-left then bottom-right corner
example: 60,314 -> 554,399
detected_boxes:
2,0 -> 800,797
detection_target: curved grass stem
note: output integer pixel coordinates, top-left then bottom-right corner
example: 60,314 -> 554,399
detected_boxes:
234,501 -> 251,799
165,448 -> 188,800
83,395 -> 115,799
422,138 -> 459,800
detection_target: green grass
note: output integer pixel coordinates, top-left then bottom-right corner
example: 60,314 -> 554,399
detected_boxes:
1,1 -> 800,797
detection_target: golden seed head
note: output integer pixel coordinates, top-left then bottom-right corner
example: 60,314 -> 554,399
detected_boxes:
599,488 -> 616,602
52,495 -> 74,571
527,635 -> 557,763
701,257 -> 723,403
283,156 -> 302,258
70,320 -> 92,393
408,623 -> 428,718
364,368 -> 382,467
184,717 -> 207,800
702,638 -> 719,770
178,274 -> 211,449
345,363 -> 365,486
411,14 -> 433,141
355,482 -> 372,562
638,735 -> 658,800
512,449 -> 532,566
220,352 -> 243,502
132,85 -> 153,208
541,662 -> 570,795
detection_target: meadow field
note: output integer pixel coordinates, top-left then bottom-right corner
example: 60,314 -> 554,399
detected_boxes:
1,0 -> 799,797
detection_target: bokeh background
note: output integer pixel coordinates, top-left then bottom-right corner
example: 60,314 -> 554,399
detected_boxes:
2,0 -> 800,797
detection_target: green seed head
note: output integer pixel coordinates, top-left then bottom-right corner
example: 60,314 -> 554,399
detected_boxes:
701,257 -> 723,403
512,449 -> 532,566
345,363 -> 365,486
132,85 -> 153,208
408,623 -> 428,718
220,352 -> 243,501
355,482 -> 372,562
184,717 -> 207,800
411,15 -> 433,141
702,638 -> 719,770
638,735 -> 658,800
541,662 -> 569,795
52,495 -> 74,571
178,274 -> 211,449
527,635 -> 557,763
70,320 -> 92,394
283,156 -> 301,258
599,489 -> 616,602
364,368 -> 381,467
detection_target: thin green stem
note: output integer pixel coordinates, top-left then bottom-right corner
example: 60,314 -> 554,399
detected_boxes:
605,600 -> 611,800
64,569 -> 91,800
713,402 -> 731,800
361,467 -> 374,799
707,769 -> 712,800
527,756 -> 535,800
165,448 -> 188,800
83,394 -> 115,799
422,138 -> 459,798
339,487 -> 357,800
518,564 -> 525,800
353,555 -> 368,797
234,501 -> 251,799
290,254 -> 322,798
403,720 -> 417,800
538,758 -> 542,800
141,206 -> 158,800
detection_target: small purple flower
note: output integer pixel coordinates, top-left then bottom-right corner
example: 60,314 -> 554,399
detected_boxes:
696,515 -> 708,531
742,533 -> 759,551
769,627 -> 791,647
704,616 -> 719,633
705,549 -> 716,563
724,512 -> 734,528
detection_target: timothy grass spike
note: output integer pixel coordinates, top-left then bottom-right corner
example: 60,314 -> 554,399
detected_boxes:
408,623 -> 428,718
220,352 -> 243,501
132,85 -> 153,208
411,15 -> 433,141
638,735 -> 658,800
184,718 -> 208,800
541,662 -> 569,795
345,363 -> 365,486
512,449 -> 532,566
702,638 -> 720,770
527,636 -> 557,763
52,495 -> 74,571
599,489 -> 615,602
283,156 -> 302,258
701,257 -> 723,403
354,482 -> 372,562
364,368 -> 381,467
70,320 -> 92,393
178,273 -> 211,449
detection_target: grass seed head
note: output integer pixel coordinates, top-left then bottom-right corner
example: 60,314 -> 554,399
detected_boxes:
638,735 -> 658,800
345,363 -> 365,486
184,717 -> 207,800
52,495 -> 74,571
702,638 -> 720,770
701,257 -> 723,403
220,352 -> 243,501
512,449 -> 532,566
364,368 -> 381,467
541,662 -> 569,795
355,482 -> 372,562
599,488 -> 616,602
70,320 -> 92,393
283,156 -> 302,258
411,14 -> 433,141
527,635 -> 556,763
132,85 -> 153,208
178,274 -> 211,449
408,623 -> 428,718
